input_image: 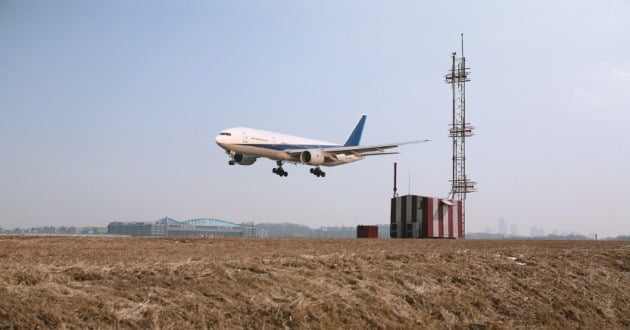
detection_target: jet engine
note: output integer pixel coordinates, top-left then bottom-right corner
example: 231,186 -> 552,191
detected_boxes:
232,154 -> 257,165
300,149 -> 325,166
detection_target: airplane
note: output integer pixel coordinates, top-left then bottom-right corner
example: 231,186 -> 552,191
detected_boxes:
215,115 -> 428,178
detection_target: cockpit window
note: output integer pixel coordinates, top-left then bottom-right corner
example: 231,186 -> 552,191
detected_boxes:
220,132 -> 231,136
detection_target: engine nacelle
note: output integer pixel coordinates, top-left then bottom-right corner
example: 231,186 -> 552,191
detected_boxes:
300,149 -> 325,166
232,154 -> 257,165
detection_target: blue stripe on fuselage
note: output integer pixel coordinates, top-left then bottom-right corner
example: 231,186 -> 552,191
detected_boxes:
237,144 -> 341,151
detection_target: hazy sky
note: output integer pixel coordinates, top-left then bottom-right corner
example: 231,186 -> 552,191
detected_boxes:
1,1 -> 629,237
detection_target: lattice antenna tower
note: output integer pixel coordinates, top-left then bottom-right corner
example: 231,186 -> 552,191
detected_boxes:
445,34 -> 476,203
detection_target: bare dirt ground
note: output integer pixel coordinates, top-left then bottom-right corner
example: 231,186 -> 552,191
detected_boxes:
0,237 -> 628,329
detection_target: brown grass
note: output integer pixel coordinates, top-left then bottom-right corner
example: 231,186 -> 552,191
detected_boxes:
0,236 -> 628,329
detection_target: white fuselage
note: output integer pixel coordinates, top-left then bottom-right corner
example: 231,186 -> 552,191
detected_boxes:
215,127 -> 363,166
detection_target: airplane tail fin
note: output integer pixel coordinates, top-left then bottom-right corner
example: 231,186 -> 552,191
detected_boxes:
344,115 -> 366,147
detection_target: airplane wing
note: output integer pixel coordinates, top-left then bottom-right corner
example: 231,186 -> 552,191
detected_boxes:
286,140 -> 430,158
361,152 -> 400,156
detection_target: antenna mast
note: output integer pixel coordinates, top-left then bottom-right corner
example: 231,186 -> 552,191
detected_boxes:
445,34 -> 476,235
393,162 -> 398,198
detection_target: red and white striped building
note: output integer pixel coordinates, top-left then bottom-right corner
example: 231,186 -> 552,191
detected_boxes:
390,195 -> 463,238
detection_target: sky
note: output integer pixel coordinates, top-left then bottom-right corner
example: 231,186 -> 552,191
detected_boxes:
1,1 -> 629,237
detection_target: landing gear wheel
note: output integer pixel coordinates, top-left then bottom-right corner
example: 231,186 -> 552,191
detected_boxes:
310,167 -> 326,178
273,165 -> 288,177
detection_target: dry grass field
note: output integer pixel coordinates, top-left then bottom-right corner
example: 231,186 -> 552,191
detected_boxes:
0,236 -> 628,329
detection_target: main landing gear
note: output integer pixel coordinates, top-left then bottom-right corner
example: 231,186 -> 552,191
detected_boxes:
310,167 -> 326,177
273,161 -> 288,177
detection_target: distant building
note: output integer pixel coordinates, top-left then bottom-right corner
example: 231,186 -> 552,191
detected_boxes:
107,217 -> 256,237
80,227 -> 108,235
498,218 -> 507,236
530,226 -> 546,237
390,195 -> 463,239
510,224 -> 519,237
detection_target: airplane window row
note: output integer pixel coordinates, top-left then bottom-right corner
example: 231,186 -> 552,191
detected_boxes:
220,132 -> 232,136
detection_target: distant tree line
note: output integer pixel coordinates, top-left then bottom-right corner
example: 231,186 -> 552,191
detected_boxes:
0,226 -> 107,235
254,223 -> 391,238
2,224 -> 628,240
254,223 -> 629,240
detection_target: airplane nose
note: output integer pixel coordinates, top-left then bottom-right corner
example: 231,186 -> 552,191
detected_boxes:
216,135 -> 228,148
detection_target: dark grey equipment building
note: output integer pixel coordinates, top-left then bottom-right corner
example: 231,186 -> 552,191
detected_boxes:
107,217 -> 256,237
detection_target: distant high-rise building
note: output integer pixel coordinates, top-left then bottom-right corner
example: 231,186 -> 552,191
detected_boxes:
510,224 -> 518,237
498,218 -> 507,235
529,226 -> 546,237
